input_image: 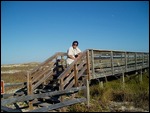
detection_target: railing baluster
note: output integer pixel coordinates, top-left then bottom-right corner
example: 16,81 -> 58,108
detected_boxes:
74,64 -> 78,87
86,50 -> 90,80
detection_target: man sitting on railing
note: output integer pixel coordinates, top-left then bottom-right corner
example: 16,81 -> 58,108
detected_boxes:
66,41 -> 82,65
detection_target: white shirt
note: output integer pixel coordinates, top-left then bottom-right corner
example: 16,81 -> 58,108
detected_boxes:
66,46 -> 81,65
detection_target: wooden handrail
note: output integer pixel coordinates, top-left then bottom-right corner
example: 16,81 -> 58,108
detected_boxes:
57,49 -> 89,91
27,52 -> 67,95
29,52 -> 67,75
58,49 -> 88,80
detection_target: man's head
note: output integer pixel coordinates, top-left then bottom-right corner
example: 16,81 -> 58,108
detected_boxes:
72,41 -> 78,49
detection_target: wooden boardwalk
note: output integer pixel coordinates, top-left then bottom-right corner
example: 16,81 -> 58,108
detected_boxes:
1,49 -> 149,112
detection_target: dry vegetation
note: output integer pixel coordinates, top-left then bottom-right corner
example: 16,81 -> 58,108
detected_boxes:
1,62 -> 39,93
68,72 -> 149,112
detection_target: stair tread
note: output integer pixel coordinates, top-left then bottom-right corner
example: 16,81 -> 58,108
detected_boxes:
38,103 -> 52,107
42,96 -> 51,99
14,91 -> 25,96
32,99 -> 42,105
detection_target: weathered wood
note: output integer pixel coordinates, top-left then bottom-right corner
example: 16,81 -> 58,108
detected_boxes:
1,106 -> 22,112
1,93 -> 14,99
27,71 -> 33,110
1,86 -> 86,106
64,66 -> 87,90
38,103 -> 52,107
30,62 -> 55,80
4,82 -> 27,87
29,98 -> 86,112
74,64 -> 78,87
32,67 -> 52,83
30,52 -> 67,75
125,52 -> 127,72
90,49 -> 95,79
84,78 -> 90,107
78,66 -> 87,78
86,50 -> 91,80
111,51 -> 114,75
63,72 -> 74,87
32,70 -> 53,90
135,53 -> 137,70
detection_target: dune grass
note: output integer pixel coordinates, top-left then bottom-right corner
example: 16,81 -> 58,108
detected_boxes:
68,71 -> 149,112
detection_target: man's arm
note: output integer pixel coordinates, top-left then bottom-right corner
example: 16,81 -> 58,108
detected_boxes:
76,52 -> 82,59
68,55 -> 76,60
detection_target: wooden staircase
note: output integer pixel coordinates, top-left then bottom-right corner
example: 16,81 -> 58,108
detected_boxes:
27,52 -> 67,95
27,50 -> 90,110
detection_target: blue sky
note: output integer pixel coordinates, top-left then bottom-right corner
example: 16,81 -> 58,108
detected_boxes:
1,1 -> 149,64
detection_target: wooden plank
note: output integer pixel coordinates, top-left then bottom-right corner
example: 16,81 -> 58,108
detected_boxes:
74,64 -> 78,87
78,66 -> 87,78
84,78 -> 90,107
1,86 -> 86,106
27,71 -> 33,110
32,70 -> 53,90
38,103 -> 52,107
65,66 -> 86,90
1,93 -> 14,99
135,53 -> 137,70
32,66 -> 52,83
1,106 -> 22,112
29,98 -> 86,112
91,49 -> 95,79
86,50 -> 90,80
63,72 -> 74,87
64,78 -> 75,90
30,65 -> 49,79
111,51 -> 114,75
4,82 -> 27,87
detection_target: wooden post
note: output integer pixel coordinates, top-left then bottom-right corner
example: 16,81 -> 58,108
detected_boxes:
84,78 -> 90,107
111,51 -> 114,75
59,79 -> 64,104
142,53 -> 144,69
59,79 -> 66,112
135,53 -> 137,70
125,52 -> 127,72
86,50 -> 90,80
91,50 -> 95,79
72,64 -> 78,100
27,71 -> 33,110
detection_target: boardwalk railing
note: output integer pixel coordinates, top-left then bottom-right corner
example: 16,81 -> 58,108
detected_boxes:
88,49 -> 149,79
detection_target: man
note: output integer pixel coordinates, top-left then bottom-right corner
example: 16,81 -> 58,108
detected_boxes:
66,41 -> 82,65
